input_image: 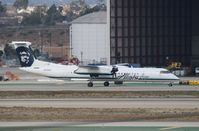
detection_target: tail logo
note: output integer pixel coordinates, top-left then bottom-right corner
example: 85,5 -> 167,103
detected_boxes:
20,51 -> 30,64
16,46 -> 34,67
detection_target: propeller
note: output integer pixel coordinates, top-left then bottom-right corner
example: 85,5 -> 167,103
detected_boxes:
111,66 -> 118,78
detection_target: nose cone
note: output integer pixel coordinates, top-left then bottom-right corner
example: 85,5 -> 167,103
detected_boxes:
172,74 -> 180,80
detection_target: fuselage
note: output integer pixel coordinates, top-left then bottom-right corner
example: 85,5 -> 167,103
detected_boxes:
19,59 -> 179,81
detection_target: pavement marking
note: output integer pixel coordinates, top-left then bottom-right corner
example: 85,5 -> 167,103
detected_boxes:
160,126 -> 181,130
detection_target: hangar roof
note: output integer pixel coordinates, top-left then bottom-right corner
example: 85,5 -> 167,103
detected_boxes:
72,11 -> 107,24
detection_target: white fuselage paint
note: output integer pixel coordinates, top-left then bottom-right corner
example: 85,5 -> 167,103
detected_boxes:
19,59 -> 179,81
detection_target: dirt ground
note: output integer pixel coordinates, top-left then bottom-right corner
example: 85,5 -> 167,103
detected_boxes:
0,107 -> 199,122
0,91 -> 199,98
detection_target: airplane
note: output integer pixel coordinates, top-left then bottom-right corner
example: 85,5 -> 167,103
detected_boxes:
10,41 -> 180,87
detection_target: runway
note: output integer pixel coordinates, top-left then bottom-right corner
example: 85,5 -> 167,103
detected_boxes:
0,80 -> 199,91
0,97 -> 199,108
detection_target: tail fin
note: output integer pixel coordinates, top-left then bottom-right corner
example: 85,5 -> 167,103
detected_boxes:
10,41 -> 35,67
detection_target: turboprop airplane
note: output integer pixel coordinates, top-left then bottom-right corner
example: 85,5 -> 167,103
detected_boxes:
10,41 -> 179,87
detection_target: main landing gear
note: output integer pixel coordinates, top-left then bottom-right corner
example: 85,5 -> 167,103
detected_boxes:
87,82 -> 93,87
104,81 -> 110,86
87,81 -> 110,87
168,82 -> 173,87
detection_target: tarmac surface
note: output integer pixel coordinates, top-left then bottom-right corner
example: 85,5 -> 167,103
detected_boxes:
0,97 -> 199,108
0,98 -> 199,109
0,80 -> 199,91
0,122 -> 199,131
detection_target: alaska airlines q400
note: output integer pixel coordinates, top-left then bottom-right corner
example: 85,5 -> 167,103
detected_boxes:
10,41 -> 179,87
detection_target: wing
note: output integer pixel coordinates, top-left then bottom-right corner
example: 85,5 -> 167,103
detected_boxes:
74,65 -> 113,76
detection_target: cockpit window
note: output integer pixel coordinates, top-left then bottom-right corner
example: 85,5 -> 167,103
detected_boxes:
160,70 -> 171,74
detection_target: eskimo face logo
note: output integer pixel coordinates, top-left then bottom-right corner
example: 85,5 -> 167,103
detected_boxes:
16,46 -> 34,67
19,51 -> 30,64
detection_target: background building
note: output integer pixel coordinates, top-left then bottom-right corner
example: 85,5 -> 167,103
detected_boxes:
108,0 -> 196,68
192,0 -> 199,71
70,11 -> 109,65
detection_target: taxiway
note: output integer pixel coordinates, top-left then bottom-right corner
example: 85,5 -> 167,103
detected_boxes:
0,97 -> 199,108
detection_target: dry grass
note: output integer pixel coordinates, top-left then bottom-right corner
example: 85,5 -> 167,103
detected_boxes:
0,91 -> 199,98
0,107 -> 199,122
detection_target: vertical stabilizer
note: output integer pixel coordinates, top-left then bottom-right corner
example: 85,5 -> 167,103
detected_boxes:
10,41 -> 35,67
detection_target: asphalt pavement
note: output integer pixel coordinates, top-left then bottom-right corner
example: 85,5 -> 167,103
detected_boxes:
0,122 -> 199,131
0,80 -> 199,91
0,97 -> 199,108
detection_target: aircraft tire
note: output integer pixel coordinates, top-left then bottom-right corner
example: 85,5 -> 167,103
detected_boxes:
104,81 -> 109,87
168,83 -> 173,87
88,82 -> 93,87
